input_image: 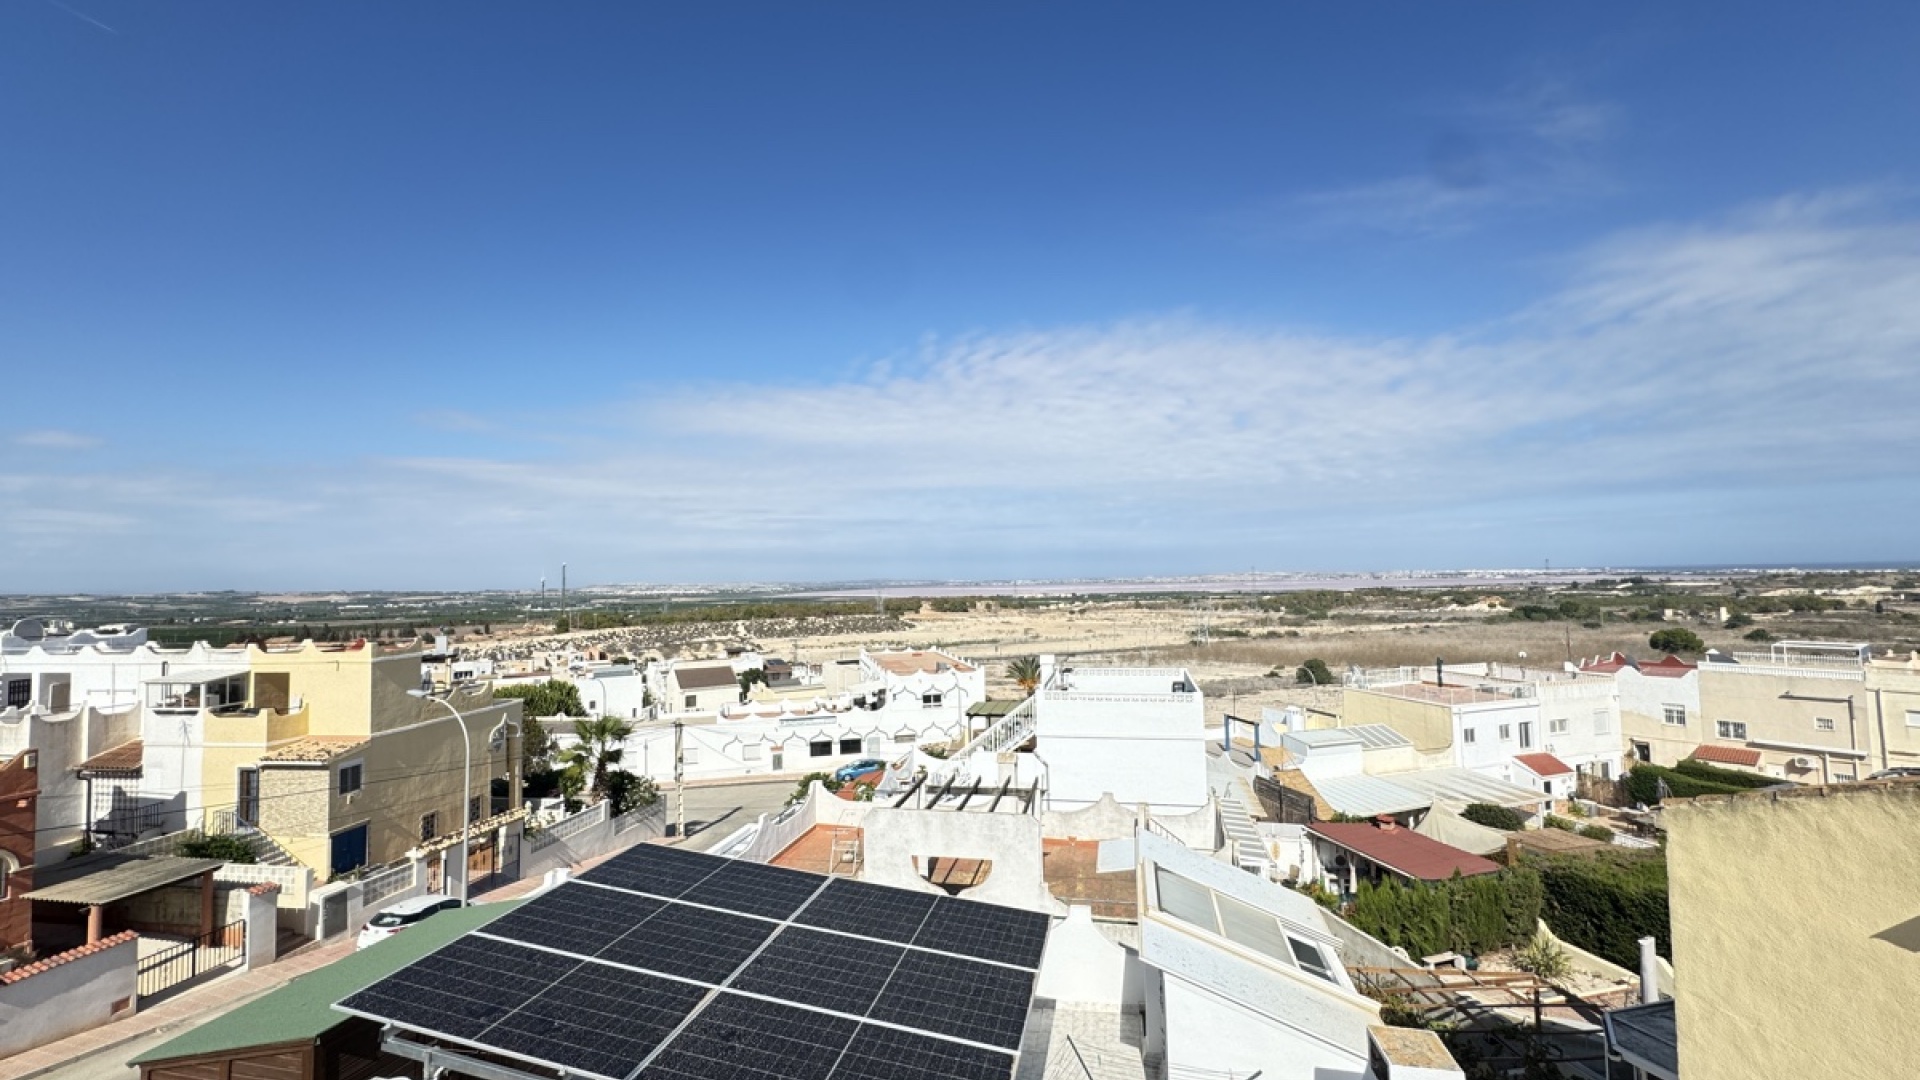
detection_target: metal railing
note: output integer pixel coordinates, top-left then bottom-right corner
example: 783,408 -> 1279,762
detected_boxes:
137,919 -> 246,1001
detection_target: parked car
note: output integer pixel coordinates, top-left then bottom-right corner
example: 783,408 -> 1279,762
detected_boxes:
834,758 -> 886,783
357,893 -> 460,950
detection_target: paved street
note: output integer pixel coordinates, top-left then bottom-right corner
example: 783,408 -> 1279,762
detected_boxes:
669,776 -> 803,850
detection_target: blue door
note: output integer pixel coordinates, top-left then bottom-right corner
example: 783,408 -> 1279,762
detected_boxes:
329,823 -> 368,877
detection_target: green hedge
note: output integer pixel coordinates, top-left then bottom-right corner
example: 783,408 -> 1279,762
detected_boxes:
1532,853 -> 1669,966
1347,869 -> 1542,959
1671,759 -> 1780,790
1460,802 -> 1528,831
1624,763 -> 1747,804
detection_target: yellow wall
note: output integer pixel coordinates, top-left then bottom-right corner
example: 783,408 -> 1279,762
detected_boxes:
1696,669 -> 1871,781
1867,657 -> 1920,767
1339,690 -> 1454,753
1665,782 -> 1920,1080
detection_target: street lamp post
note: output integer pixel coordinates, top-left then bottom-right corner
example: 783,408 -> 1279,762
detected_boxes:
408,688 -> 474,904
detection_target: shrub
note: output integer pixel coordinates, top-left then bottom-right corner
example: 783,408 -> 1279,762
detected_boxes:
1532,852 -> 1670,967
1295,658 -> 1335,685
1542,814 -> 1577,832
1647,628 -> 1706,654
1460,803 -> 1528,831
785,771 -> 843,806
1512,937 -> 1572,982
177,834 -> 258,864
1347,869 -> 1542,959
1577,824 -> 1615,843
1744,627 -> 1776,643
1670,759 -> 1780,790
1624,763 -> 1747,804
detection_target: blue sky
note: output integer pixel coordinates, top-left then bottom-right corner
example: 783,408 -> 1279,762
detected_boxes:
4,3 -> 1919,590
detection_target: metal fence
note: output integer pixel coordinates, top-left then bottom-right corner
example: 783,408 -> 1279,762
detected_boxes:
136,919 -> 246,1001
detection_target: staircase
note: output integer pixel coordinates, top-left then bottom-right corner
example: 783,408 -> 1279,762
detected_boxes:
956,694 -> 1038,759
237,827 -> 300,867
1217,791 -> 1267,875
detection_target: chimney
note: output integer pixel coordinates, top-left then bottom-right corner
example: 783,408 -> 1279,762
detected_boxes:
1435,657 -> 1445,687
1639,936 -> 1661,1004
1374,814 -> 1396,832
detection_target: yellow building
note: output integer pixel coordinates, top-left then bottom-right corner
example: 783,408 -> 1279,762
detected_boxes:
1663,779 -> 1920,1079
246,642 -> 521,879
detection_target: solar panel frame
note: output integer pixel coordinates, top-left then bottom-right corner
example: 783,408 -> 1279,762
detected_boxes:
909,896 -> 1051,969
865,949 -> 1037,1051
595,901 -> 776,984
484,966 -> 709,1080
482,885 -> 669,956
675,858 -> 827,920
635,993 -> 859,1080
830,1024 -> 1016,1080
729,926 -> 908,1016
579,843 -> 731,899
791,877 -> 938,944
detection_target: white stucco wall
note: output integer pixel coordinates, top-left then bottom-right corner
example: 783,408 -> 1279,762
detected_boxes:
859,805 -> 1049,911
1162,977 -> 1368,1080
1036,670 -> 1208,813
1033,906 -> 1129,1006
0,935 -> 139,1059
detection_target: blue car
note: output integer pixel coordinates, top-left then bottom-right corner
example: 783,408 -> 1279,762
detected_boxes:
834,758 -> 886,783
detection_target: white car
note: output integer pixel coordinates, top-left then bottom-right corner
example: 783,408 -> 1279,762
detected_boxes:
356,893 -> 460,950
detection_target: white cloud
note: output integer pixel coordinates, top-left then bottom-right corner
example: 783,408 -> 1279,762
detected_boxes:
3,193 -> 1918,587
12,429 -> 101,450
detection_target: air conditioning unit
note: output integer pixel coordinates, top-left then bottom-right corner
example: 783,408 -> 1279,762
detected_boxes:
1789,756 -> 1813,770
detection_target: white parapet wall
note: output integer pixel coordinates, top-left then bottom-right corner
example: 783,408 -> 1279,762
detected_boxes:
0,933 -> 139,1060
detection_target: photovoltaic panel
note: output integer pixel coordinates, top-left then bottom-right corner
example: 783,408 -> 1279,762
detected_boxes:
910,896 -> 1051,969
597,901 -> 776,984
482,882 -> 667,955
338,936 -> 578,1041
792,877 -> 937,944
866,950 -> 1037,1051
483,965 -> 708,1080
676,858 -> 825,920
580,842 -> 728,898
831,1024 -> 1015,1080
637,993 -> 859,1080
730,926 -> 908,1016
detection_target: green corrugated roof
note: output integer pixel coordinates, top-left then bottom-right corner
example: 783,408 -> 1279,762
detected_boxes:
130,898 -> 523,1066
965,699 -> 1023,717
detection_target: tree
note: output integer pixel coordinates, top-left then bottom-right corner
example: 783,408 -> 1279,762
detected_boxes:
557,715 -> 635,804
604,771 -> 660,816
1006,656 -> 1042,695
1296,658 -> 1334,685
737,668 -> 766,702
493,680 -> 589,719
1647,628 -> 1705,655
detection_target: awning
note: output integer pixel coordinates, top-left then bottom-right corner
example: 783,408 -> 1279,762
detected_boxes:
76,739 -> 144,775
142,666 -> 249,685
25,854 -> 227,906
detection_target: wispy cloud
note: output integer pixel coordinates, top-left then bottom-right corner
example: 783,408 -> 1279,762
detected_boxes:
4,193 -> 1918,587
1285,78 -> 1623,237
12,429 -> 102,450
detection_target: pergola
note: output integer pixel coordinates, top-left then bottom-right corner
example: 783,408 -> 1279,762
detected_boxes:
25,853 -> 227,944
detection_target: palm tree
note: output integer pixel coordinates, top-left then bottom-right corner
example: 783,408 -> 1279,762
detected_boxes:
1007,656 -> 1042,695
558,715 -> 634,804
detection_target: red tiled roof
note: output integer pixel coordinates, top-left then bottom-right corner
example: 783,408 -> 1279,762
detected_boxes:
1580,652 -> 1632,674
1513,752 -> 1574,777
0,931 -> 138,984
1689,744 -> 1762,768
1640,654 -> 1697,678
673,665 -> 739,690
1306,822 -> 1502,881
76,740 -> 143,774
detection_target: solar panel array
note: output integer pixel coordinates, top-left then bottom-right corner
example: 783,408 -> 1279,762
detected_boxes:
336,843 -> 1051,1080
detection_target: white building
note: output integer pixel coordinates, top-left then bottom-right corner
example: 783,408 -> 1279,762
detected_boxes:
0,619 -> 249,856
576,665 -> 648,720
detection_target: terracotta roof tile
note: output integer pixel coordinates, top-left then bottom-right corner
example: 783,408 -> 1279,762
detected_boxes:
260,736 -> 369,763
673,665 -> 739,690
0,931 -> 138,984
1689,744 -> 1762,768
76,739 -> 143,774
1513,752 -> 1574,777
1306,821 -> 1502,881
